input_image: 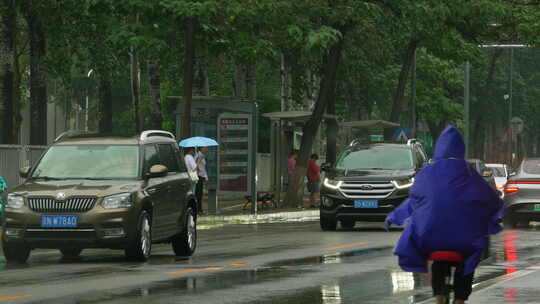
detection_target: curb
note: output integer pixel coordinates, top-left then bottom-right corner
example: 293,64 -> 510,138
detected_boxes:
198,210 -> 319,227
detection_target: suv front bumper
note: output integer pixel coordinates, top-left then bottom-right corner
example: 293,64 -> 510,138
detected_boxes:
320,193 -> 408,222
2,206 -> 138,249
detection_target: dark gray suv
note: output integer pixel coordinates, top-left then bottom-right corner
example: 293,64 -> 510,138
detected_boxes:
320,139 -> 428,230
2,130 -> 198,263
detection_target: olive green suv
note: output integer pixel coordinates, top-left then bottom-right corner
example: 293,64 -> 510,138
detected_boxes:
2,130 -> 198,263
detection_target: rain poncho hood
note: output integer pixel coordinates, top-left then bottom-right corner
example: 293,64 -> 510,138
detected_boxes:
386,126 -> 504,275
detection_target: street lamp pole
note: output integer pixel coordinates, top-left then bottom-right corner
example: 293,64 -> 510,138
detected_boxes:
411,48 -> 417,138
509,48 -> 514,166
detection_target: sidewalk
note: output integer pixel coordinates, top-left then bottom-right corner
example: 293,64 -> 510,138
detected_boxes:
466,266 -> 540,303
198,194 -> 320,228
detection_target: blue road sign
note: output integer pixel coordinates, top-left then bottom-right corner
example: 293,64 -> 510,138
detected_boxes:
393,128 -> 412,141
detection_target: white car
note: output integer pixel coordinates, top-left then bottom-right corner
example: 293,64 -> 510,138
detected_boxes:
486,163 -> 509,193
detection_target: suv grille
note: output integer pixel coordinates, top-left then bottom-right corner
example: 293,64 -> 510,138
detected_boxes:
28,197 -> 97,213
339,181 -> 395,199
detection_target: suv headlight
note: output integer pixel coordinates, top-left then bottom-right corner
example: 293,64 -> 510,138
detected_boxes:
6,194 -> 24,209
323,178 -> 342,190
102,193 -> 133,209
392,178 -> 415,189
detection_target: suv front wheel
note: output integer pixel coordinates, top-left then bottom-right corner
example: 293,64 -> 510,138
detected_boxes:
172,206 -> 197,256
2,238 -> 31,263
125,210 -> 152,261
320,216 -> 337,231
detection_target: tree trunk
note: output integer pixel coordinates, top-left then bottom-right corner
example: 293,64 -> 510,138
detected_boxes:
326,89 -> 338,165
280,53 -> 292,111
384,40 -> 418,139
284,35 -> 345,207
0,0 -> 17,144
98,78 -> 112,133
233,63 -> 256,99
193,53 -> 209,96
25,10 -> 47,146
147,59 -> 163,130
180,18 -> 196,140
130,47 -> 141,133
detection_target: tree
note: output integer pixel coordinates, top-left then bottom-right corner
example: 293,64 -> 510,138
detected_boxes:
21,2 -> 48,145
0,0 -> 18,144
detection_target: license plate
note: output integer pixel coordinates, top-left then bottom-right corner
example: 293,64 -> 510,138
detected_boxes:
534,204 -> 540,212
354,200 -> 379,208
41,215 -> 78,228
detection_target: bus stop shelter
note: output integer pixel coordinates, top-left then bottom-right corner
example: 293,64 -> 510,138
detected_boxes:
263,111 -> 336,205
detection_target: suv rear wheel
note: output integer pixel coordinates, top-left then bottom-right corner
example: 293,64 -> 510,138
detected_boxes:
2,238 -> 31,263
172,206 -> 197,256
320,216 -> 337,231
125,210 -> 152,261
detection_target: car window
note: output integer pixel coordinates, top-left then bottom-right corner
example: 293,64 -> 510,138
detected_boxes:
143,145 -> 160,173
489,167 -> 507,177
522,160 -> 540,175
336,146 -> 414,170
157,144 -> 180,172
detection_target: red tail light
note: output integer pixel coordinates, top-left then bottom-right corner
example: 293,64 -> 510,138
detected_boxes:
504,186 -> 520,195
504,180 -> 540,195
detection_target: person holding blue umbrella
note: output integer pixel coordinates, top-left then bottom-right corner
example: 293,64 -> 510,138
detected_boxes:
179,137 -> 219,215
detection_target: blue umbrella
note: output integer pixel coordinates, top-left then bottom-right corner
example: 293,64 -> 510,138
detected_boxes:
178,136 -> 219,148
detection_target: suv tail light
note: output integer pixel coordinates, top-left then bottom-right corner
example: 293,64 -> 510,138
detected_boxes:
504,181 -> 540,195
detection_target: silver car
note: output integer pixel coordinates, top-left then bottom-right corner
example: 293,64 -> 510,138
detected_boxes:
503,158 -> 540,227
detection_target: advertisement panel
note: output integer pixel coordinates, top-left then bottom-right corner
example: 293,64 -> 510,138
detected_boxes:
217,114 -> 252,194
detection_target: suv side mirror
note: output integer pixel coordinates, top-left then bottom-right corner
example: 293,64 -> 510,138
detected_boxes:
509,171 -> 516,177
482,169 -> 493,178
321,163 -> 332,172
147,164 -> 168,178
19,166 -> 30,178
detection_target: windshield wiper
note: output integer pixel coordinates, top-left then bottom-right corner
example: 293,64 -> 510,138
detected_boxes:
70,177 -> 115,180
32,176 -> 66,180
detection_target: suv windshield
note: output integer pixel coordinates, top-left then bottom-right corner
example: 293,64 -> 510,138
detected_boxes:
336,146 -> 414,171
32,145 -> 140,179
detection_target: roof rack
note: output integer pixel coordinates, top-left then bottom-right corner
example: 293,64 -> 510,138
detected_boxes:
54,130 -> 93,142
140,130 -> 175,141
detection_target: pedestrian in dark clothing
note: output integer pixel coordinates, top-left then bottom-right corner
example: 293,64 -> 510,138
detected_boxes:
195,146 -> 209,215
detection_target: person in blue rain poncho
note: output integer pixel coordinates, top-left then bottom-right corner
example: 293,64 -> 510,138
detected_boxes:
385,126 -> 504,304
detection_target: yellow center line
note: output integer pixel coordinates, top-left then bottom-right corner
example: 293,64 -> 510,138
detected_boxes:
0,295 -> 32,301
167,266 -> 223,275
320,241 -> 369,251
227,262 -> 248,267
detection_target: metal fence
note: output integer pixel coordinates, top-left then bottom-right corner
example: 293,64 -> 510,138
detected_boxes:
0,145 -> 47,188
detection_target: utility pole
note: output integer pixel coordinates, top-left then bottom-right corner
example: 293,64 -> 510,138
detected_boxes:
464,61 -> 470,159
411,49 -> 417,138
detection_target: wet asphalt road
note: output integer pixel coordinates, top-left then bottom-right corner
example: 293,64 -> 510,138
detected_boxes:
1,222 -> 540,304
